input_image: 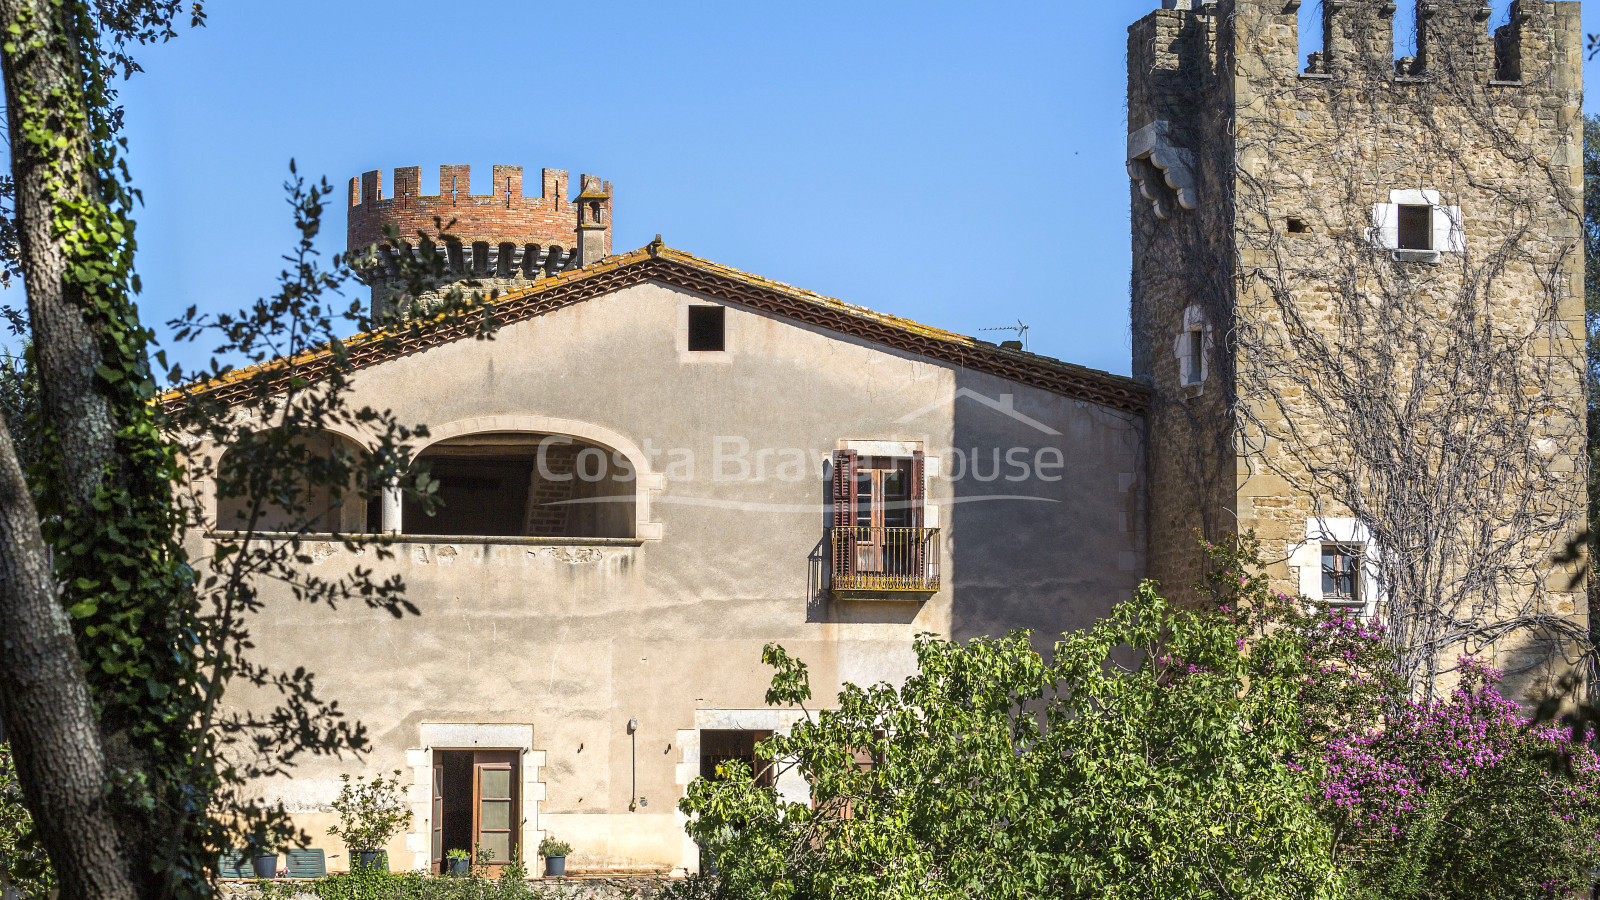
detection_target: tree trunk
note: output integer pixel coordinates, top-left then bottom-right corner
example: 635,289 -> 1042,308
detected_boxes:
0,0 -> 117,509
0,4 -> 144,900
0,412 -> 136,900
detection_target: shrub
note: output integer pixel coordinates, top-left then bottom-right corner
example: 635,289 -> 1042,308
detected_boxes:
1319,659 -> 1600,900
0,745 -> 53,900
261,858 -> 532,900
327,770 -> 412,853
681,579 -> 1342,900
537,836 -> 571,857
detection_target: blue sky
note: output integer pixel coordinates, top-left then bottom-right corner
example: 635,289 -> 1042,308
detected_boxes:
16,0 -> 1600,376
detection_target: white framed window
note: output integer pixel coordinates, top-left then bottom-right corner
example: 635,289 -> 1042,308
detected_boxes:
1173,304 -> 1209,388
1368,189 -> 1464,259
1289,517 -> 1381,616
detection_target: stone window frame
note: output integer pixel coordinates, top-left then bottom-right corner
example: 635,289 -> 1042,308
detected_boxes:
1368,189 -> 1465,260
1288,517 -> 1383,617
1172,305 -> 1211,390
674,709 -> 812,874
405,724 -> 547,874
398,416 -> 666,541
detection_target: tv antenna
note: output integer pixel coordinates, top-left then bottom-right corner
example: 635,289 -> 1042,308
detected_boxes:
979,319 -> 1030,352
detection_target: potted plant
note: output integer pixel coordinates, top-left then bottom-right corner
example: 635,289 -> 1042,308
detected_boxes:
538,836 -> 571,878
445,848 -> 471,876
327,770 -> 411,872
250,851 -> 279,880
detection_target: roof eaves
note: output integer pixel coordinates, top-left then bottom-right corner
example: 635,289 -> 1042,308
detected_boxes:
165,245 -> 1149,416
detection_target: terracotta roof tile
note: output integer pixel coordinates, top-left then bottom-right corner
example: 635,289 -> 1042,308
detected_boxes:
165,243 -> 1149,415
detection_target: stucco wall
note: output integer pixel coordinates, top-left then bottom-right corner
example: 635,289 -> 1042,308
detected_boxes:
197,279 -> 1145,874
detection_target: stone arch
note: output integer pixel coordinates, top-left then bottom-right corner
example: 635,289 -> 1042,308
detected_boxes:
214,428 -> 375,535
413,416 -> 664,540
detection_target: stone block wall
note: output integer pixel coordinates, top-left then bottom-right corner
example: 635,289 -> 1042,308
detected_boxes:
1127,0 -> 1587,680
219,877 -> 678,900
1127,3 -> 1236,605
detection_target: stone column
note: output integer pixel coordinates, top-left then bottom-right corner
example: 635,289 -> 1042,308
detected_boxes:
382,482 -> 403,535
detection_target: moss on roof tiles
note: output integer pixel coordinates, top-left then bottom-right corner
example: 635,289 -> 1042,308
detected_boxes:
163,243 -> 1146,411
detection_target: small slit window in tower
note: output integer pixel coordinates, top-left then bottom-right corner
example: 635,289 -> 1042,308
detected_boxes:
1181,328 -> 1203,385
688,305 -> 726,352
1397,205 -> 1432,250
1287,217 -> 1309,234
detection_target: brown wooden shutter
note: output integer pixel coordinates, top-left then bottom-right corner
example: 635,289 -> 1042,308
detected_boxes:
832,450 -> 857,579
910,451 -> 926,578
910,451 -> 925,529
431,764 -> 444,873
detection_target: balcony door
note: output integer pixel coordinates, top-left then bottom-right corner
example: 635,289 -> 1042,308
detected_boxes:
432,749 -> 518,873
830,450 -> 929,590
853,458 -> 912,573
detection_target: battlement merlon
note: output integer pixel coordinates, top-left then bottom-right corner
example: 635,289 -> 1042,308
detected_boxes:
346,163 -> 612,257
1126,4 -> 1217,134
347,165 -> 601,209
1127,0 -> 1579,90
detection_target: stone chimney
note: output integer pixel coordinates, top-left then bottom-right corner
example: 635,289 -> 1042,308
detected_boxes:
575,174 -> 613,267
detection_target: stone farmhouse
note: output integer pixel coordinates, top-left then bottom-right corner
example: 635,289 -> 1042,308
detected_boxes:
185,0 -> 1586,878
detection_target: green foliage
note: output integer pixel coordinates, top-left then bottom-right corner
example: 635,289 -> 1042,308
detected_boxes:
0,348 -> 35,479
0,1 -> 220,893
444,849 -> 470,862
656,876 -> 725,900
536,837 -> 571,858
682,576 -> 1341,900
259,858 -> 541,900
1317,660 -> 1600,900
0,0 -> 509,894
0,745 -> 53,900
327,771 -> 412,853
1197,537 -> 1401,750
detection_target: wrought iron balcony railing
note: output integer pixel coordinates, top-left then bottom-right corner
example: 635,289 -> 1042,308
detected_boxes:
828,526 -> 941,593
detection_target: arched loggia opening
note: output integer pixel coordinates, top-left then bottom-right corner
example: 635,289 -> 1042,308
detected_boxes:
403,432 -> 636,539
216,430 -> 375,534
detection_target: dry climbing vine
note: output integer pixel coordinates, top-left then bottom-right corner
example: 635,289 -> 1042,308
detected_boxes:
1221,5 -> 1588,697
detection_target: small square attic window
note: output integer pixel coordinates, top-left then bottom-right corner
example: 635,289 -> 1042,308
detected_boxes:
687,305 -> 726,352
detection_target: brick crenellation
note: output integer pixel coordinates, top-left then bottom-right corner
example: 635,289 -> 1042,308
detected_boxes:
348,164 -> 613,315
347,164 -> 612,259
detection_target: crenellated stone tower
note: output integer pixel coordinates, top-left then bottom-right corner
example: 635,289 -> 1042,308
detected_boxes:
347,163 -> 613,316
1128,0 -> 1586,686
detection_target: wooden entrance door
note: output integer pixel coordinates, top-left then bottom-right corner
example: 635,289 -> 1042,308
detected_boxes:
432,749 -> 519,872
473,751 -> 517,868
